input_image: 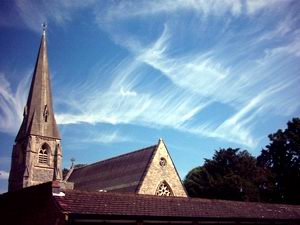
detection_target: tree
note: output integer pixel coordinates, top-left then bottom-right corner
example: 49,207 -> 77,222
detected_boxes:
184,148 -> 266,201
257,118 -> 300,204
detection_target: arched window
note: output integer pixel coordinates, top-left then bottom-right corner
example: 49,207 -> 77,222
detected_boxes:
155,181 -> 174,196
38,143 -> 50,164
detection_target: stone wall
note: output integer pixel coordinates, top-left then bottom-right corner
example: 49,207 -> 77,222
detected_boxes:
9,135 -> 63,190
138,140 -> 187,197
32,167 -> 53,183
28,135 -> 63,186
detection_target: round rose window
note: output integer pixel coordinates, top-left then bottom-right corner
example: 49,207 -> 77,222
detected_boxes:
159,157 -> 167,167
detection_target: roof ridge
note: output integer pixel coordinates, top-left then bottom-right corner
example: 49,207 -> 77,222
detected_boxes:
63,188 -> 190,200
61,189 -> 300,207
73,144 -> 157,171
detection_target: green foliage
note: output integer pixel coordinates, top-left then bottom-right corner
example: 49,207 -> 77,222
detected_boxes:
257,118 -> 300,204
184,118 -> 300,204
184,148 -> 265,201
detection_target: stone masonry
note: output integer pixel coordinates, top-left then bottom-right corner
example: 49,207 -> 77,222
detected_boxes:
138,139 -> 187,197
8,29 -> 62,192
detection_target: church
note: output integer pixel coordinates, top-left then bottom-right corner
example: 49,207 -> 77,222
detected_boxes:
7,27 -> 187,197
1,29 -> 300,225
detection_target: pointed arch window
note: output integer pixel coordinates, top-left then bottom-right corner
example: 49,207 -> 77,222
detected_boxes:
39,143 -> 50,164
155,181 -> 174,196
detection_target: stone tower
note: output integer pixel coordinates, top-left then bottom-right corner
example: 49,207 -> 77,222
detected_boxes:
8,29 -> 62,192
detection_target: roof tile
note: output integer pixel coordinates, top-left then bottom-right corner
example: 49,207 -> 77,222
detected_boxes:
55,189 -> 300,220
68,145 -> 157,192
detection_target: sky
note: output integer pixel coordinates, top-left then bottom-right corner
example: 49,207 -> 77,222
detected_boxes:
0,0 -> 300,193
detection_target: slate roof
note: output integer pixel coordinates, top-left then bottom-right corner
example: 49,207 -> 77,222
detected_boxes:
56,188 -> 300,222
16,30 -> 60,141
68,145 -> 157,192
2,182 -> 300,224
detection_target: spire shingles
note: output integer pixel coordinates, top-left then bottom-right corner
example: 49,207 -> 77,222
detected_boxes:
16,31 -> 60,141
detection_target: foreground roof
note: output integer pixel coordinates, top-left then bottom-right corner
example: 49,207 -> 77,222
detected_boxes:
1,182 -> 300,225
68,145 -> 157,192
58,189 -> 300,222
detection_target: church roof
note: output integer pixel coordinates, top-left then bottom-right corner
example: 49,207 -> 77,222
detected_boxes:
16,30 -> 60,141
68,145 -> 157,192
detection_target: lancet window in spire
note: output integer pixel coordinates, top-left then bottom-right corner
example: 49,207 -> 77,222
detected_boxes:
43,105 -> 48,122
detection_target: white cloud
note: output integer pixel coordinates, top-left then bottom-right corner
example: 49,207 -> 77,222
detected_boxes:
106,18 -> 299,147
0,170 -> 9,180
137,41 -> 233,104
0,73 -> 29,134
55,4 -> 300,148
212,94 -> 266,147
82,130 -> 132,144
3,0 -> 299,149
246,0 -> 288,15
175,93 -> 265,148
120,87 -> 137,97
264,36 -> 300,59
56,56 -> 211,129
13,0 -> 96,32
257,16 -> 294,43
1,0 -> 292,35
97,0 -> 291,24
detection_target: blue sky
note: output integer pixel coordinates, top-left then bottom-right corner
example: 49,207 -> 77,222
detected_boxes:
0,0 -> 300,193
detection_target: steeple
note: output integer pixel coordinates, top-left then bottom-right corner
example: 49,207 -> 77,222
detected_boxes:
9,26 -> 63,191
16,27 -> 60,141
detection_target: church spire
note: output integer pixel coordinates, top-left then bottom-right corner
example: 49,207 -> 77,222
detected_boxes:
16,26 -> 60,141
9,26 -> 63,191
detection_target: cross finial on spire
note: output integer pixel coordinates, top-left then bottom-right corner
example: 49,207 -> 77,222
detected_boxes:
71,157 -> 75,166
42,22 -> 47,33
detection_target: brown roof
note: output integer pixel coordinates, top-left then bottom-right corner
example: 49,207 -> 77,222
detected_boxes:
68,145 -> 157,192
2,182 -> 300,224
16,31 -> 60,141
56,188 -> 300,222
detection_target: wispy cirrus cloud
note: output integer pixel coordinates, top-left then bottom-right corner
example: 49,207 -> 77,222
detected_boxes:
263,36 -> 300,60
0,73 -> 29,134
56,56 -> 211,129
0,0 -> 96,32
101,0 -> 242,21
256,15 -> 296,43
0,170 -> 9,193
1,0 -> 293,33
100,0 -> 292,22
89,1 -> 299,147
0,170 -> 9,180
134,23 -> 299,142
82,130 -> 132,144
246,0 -> 290,15
2,0 -> 299,149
